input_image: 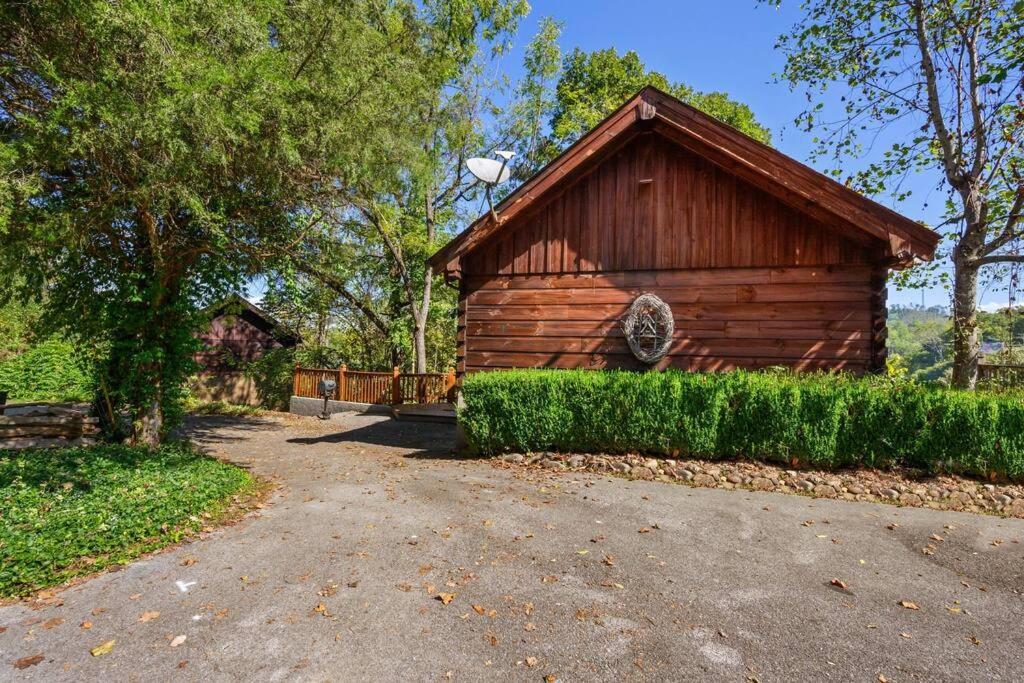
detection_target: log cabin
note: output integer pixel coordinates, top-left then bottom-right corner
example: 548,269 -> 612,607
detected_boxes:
192,294 -> 299,404
429,86 -> 939,375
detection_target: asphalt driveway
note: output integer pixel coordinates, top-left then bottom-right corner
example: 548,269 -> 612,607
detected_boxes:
2,413 -> 1023,681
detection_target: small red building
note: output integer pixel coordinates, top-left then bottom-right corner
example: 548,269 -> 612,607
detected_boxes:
429,87 -> 939,375
192,295 -> 299,404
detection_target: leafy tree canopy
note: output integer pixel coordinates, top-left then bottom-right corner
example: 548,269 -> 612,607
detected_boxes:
550,47 -> 772,150
0,0 -> 514,443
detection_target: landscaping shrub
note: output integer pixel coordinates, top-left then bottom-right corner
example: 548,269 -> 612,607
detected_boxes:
459,369 -> 1024,480
0,339 -> 95,403
0,442 -> 257,596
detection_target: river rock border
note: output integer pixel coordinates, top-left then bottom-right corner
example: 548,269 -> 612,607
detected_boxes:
495,452 -> 1024,518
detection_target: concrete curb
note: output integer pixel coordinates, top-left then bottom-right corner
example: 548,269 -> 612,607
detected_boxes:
288,396 -> 393,418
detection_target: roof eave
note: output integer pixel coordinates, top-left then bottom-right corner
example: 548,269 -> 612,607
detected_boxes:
429,85 -> 940,276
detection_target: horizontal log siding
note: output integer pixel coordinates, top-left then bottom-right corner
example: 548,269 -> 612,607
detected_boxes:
461,265 -> 875,373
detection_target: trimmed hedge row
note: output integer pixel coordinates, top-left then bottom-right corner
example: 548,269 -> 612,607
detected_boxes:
459,369 -> 1024,480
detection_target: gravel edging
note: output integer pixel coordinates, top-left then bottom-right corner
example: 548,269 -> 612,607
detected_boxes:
496,452 -> 1024,518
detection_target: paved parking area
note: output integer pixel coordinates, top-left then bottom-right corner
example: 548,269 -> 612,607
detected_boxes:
2,413 -> 1023,681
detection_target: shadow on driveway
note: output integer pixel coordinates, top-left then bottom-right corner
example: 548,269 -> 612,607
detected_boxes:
285,416 -> 459,459
181,414 -> 283,443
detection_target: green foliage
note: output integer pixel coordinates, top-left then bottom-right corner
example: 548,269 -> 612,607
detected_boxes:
0,0 -> 472,443
550,47 -> 772,150
765,0 -> 1023,387
244,347 -> 297,411
0,339 -> 95,403
0,298 -> 42,361
460,369 -> 1024,479
0,442 -> 256,596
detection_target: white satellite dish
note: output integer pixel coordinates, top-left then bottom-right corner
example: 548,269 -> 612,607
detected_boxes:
466,152 -> 515,223
466,157 -> 512,185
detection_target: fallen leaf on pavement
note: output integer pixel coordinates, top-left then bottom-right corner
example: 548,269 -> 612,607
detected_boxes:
544,676 -> 557,683
886,523 -> 899,530
437,593 -> 455,605
170,635 -> 187,648
80,621 -> 92,629
900,632 -> 912,639
637,527 -> 651,534
139,611 -> 160,623
830,578 -> 848,590
129,593 -> 141,600
13,654 -> 44,669
929,534 -> 944,542
898,600 -> 919,610
524,622 -> 536,631
525,656 -> 538,667
91,607 -> 106,616
42,617 -> 63,629
472,604 -> 486,615
90,640 -> 115,657
967,635 -> 981,646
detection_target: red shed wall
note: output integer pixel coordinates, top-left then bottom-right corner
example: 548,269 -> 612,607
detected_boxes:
458,133 -> 887,374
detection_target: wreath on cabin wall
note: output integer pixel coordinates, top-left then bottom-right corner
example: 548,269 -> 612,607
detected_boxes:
622,293 -> 674,364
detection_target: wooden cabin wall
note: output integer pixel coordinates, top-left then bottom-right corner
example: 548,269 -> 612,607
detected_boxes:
458,133 -> 884,375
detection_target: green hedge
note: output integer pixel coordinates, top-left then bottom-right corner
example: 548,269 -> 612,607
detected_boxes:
459,369 -> 1024,480
0,339 -> 95,403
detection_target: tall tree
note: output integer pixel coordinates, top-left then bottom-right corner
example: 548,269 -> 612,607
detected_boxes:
0,0 -> 436,444
766,0 -> 1024,388
504,45 -> 773,180
293,0 -> 529,373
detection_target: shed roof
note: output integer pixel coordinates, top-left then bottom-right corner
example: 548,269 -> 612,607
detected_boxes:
429,86 -> 939,277
205,294 -> 301,347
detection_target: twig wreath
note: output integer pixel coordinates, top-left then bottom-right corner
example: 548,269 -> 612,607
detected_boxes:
622,293 -> 674,363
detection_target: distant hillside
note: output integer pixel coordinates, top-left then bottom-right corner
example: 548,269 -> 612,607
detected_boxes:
887,304 -> 1023,381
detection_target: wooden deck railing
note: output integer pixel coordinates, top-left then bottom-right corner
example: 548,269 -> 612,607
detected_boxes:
977,363 -> 1024,388
292,365 -> 457,405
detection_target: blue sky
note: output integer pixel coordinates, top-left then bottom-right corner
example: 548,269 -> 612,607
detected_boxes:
486,0 -> 992,310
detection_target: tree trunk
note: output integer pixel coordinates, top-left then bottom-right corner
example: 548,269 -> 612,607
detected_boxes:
413,317 -> 427,373
135,386 -> 163,447
951,258 -> 980,389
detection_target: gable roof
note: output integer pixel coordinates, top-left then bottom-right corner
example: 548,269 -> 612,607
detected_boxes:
205,294 -> 301,347
429,86 -> 939,276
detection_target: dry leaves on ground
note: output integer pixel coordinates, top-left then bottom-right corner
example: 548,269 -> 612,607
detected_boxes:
13,654 -> 44,670
90,640 -> 115,657
898,600 -> 920,610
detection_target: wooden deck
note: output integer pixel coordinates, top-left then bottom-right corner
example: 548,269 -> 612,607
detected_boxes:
390,402 -> 456,424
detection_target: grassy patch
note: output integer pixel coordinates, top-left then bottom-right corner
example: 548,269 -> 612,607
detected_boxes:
0,442 -> 260,597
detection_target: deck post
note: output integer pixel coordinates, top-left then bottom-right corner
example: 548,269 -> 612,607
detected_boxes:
338,364 -> 347,401
292,363 -> 301,397
445,368 -> 456,402
391,366 -> 401,405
